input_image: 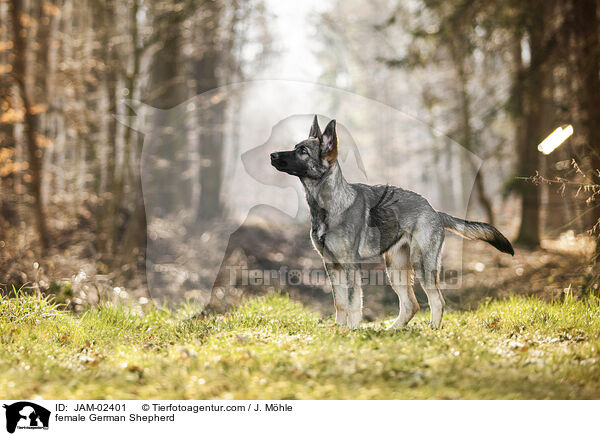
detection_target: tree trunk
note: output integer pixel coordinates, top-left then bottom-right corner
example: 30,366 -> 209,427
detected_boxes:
0,23 -> 18,226
571,0 -> 600,261
98,0 -> 120,257
9,0 -> 49,250
0,104 -> 17,226
115,0 -> 143,269
145,3 -> 187,216
515,3 -> 548,248
195,0 -> 224,222
451,39 -> 496,225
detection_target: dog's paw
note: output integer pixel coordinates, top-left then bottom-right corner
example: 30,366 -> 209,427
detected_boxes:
387,320 -> 409,330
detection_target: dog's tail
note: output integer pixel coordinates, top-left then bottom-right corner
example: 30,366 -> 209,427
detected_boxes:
438,212 -> 514,255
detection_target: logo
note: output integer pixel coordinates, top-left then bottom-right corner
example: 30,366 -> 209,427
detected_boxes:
3,402 -> 50,434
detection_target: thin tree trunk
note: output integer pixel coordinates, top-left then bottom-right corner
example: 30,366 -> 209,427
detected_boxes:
99,0 -> 119,257
473,169 -> 495,226
195,0 -> 224,222
115,0 -> 143,270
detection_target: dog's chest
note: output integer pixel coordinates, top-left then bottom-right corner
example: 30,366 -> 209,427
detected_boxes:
308,203 -> 329,252
310,211 -> 353,259
316,222 -> 327,244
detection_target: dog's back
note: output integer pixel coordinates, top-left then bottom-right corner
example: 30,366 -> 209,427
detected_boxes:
355,182 -> 513,257
351,183 -> 442,258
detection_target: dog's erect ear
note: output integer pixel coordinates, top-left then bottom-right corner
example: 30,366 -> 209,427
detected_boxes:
308,115 -> 322,140
321,119 -> 338,162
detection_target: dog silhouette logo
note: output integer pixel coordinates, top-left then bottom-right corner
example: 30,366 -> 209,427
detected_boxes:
3,402 -> 50,433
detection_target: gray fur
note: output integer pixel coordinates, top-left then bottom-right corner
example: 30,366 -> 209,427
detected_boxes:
270,116 -> 514,329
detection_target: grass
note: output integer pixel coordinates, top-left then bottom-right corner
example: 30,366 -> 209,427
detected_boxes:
0,291 -> 599,399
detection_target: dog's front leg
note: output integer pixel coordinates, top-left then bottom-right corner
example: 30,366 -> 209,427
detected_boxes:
325,263 -> 349,327
344,265 -> 363,329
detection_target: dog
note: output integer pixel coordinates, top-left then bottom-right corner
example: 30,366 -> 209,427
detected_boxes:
270,116 -> 514,329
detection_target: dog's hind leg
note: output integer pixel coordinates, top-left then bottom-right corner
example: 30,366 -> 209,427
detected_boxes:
384,243 -> 419,329
412,235 -> 445,329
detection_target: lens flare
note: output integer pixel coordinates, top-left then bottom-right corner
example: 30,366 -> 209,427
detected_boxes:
538,125 -> 573,155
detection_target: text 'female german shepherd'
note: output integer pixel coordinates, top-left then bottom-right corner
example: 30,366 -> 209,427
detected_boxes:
271,116 -> 514,329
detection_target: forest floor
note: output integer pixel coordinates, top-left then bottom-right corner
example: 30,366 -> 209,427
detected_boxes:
1,291 -> 599,399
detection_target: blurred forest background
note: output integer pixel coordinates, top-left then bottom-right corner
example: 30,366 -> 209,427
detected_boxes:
0,0 -> 599,317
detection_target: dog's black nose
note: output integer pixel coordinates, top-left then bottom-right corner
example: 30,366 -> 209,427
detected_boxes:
270,152 -> 280,161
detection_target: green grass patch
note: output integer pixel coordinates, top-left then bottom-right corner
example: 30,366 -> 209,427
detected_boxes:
1,292 -> 599,399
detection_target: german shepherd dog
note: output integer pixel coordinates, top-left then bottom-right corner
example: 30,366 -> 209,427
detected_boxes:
270,116 -> 514,329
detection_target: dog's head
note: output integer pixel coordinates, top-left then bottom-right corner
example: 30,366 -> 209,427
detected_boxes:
270,115 -> 338,179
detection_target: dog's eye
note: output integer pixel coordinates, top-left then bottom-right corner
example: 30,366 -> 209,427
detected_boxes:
298,146 -> 308,155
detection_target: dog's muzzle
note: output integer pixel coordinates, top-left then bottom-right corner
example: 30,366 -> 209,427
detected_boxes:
270,152 -> 287,168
